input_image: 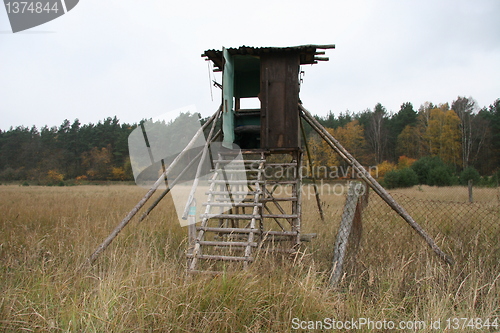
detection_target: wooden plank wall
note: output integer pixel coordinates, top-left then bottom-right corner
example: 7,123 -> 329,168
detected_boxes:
260,53 -> 300,149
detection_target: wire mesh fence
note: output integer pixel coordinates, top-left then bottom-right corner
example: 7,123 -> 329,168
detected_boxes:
321,181 -> 500,286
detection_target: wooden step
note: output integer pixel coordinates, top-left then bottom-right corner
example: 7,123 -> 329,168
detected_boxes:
262,214 -> 298,219
186,254 -> 254,262
266,180 -> 299,184
219,149 -> 264,155
216,198 -> 256,202
212,169 -> 261,173
203,202 -> 263,207
300,233 -> 317,242
265,163 -> 298,167
198,240 -> 258,247
200,213 -> 261,220
262,230 -> 298,236
196,227 -> 258,234
208,180 -> 264,184
206,191 -> 259,195
261,197 -> 298,202
213,159 -> 264,164
196,227 -> 297,237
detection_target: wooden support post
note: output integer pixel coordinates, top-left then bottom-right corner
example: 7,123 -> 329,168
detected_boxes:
468,179 -> 473,203
300,104 -> 454,266
295,151 -> 303,247
330,182 -> 363,287
300,118 -> 324,221
187,199 -> 197,261
350,181 -> 367,255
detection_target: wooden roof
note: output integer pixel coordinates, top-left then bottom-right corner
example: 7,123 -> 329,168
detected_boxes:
202,44 -> 335,71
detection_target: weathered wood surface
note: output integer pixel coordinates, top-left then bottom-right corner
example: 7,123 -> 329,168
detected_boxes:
468,179 -> 474,203
300,118 -> 324,221
260,53 -> 300,149
330,182 -> 364,287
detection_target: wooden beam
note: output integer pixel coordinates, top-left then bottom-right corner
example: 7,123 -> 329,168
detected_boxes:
86,106 -> 222,266
330,182 -> 363,287
300,117 -> 324,221
314,44 -> 336,49
299,104 -> 454,266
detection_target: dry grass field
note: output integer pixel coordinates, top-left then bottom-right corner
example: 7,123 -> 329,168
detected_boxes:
0,184 -> 499,332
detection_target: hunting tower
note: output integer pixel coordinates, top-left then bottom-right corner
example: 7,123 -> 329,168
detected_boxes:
90,44 -> 453,275
185,45 -> 335,272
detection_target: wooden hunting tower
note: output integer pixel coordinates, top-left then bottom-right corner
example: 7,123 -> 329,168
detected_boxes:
202,45 -> 335,150
90,44 -> 453,275
181,45 -> 336,272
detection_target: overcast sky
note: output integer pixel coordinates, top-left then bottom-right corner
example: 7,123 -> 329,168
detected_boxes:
1,0 -> 499,131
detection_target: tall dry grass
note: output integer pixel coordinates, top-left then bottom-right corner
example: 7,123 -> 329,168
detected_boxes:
0,184 -> 498,332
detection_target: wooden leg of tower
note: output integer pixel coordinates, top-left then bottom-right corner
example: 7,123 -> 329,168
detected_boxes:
187,222 -> 196,267
294,151 -> 302,248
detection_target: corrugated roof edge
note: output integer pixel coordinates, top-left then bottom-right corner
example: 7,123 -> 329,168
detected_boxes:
202,44 -> 335,69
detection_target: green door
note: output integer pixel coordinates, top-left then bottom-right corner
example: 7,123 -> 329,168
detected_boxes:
222,48 -> 235,148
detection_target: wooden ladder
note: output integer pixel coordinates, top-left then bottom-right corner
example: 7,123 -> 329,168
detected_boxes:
187,151 -> 266,273
187,149 -> 303,273
259,154 -> 302,253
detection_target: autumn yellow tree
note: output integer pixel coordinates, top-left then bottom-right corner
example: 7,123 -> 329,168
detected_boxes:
307,129 -> 340,172
46,169 -> 64,183
334,120 -> 368,164
396,125 -> 425,159
425,107 -> 462,166
307,120 -> 368,178
397,155 -> 417,169
81,145 -> 113,180
373,160 -> 396,180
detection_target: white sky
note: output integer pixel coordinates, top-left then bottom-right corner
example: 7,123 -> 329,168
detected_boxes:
0,0 -> 499,131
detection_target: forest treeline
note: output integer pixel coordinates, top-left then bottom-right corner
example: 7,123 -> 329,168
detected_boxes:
306,96 -> 500,187
0,116 -> 136,184
0,96 -> 499,185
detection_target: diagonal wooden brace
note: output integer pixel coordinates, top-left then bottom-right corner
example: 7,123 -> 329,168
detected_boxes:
299,103 -> 454,266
